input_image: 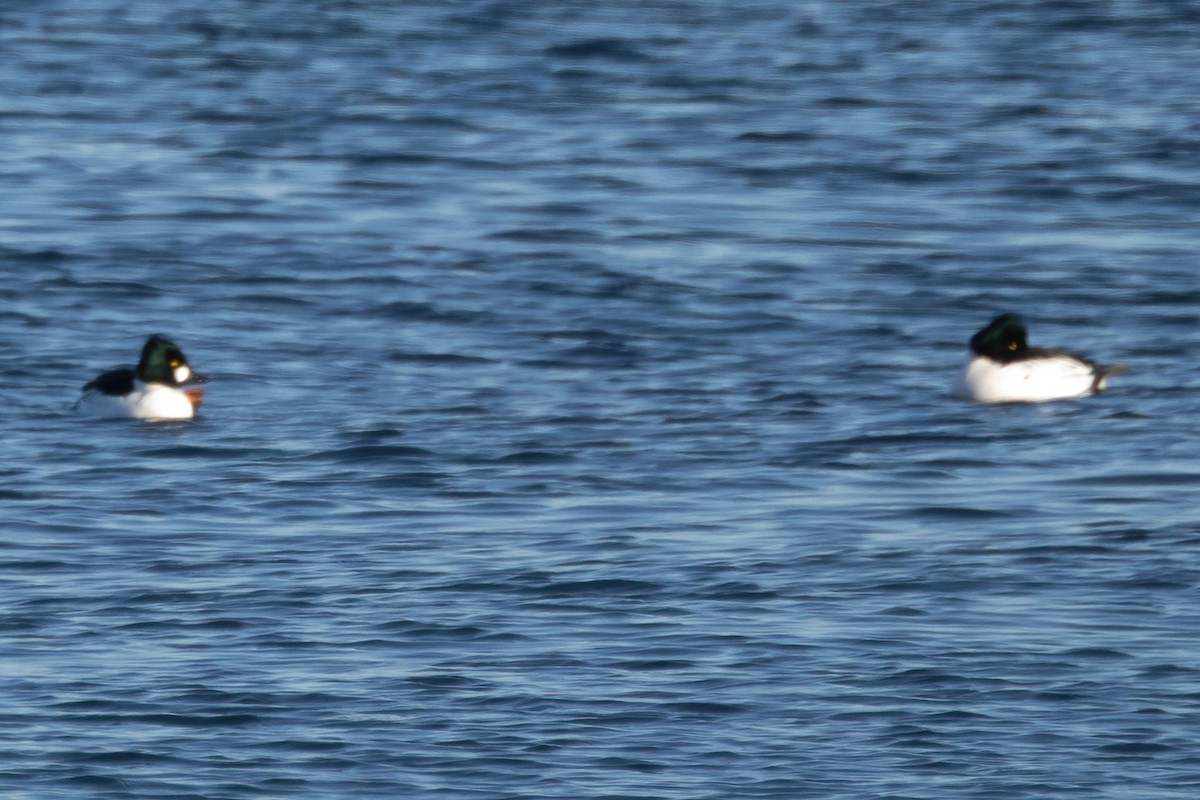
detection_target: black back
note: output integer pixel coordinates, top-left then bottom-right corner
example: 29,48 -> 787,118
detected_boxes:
83,368 -> 136,396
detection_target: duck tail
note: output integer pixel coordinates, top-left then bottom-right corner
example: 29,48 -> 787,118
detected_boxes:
1093,364 -> 1129,393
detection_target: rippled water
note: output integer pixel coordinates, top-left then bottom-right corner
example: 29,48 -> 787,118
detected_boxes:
5,2 -> 1200,798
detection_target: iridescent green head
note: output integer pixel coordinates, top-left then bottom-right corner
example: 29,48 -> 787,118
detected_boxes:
136,334 -> 206,386
969,314 -> 1029,362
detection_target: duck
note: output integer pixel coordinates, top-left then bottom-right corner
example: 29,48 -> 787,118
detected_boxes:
958,314 -> 1125,403
77,334 -> 208,420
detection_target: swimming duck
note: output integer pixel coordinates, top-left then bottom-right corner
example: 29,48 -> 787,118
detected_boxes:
77,334 -> 208,420
959,314 -> 1124,403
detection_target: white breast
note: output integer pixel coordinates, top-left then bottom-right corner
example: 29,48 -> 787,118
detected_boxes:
132,384 -> 196,419
959,355 -> 1097,403
78,382 -> 196,420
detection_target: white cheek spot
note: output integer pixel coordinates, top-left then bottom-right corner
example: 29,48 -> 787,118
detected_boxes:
174,365 -> 191,383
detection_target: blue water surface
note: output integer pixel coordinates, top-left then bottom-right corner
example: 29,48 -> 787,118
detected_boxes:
4,2 -> 1200,798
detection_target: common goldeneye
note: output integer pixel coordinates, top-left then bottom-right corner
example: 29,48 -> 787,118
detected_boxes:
77,334 -> 208,420
959,314 -> 1124,403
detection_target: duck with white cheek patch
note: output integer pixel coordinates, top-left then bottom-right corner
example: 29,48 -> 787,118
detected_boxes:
77,334 -> 209,420
958,314 -> 1126,403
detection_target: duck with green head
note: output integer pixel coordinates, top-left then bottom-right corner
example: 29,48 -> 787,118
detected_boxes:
78,334 -> 208,420
958,314 -> 1125,403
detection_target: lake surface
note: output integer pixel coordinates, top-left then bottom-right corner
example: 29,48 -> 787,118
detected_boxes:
4,2 -> 1200,798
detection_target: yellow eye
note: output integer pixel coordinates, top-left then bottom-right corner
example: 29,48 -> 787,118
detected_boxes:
169,359 -> 180,367
1007,342 -> 1017,351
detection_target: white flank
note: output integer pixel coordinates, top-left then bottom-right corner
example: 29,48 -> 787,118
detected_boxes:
959,355 -> 1097,403
78,382 -> 195,420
